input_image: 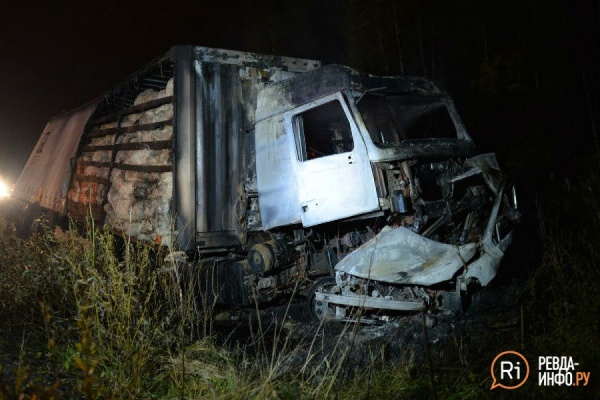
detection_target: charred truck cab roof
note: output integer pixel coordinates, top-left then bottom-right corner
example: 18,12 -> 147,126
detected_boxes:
256,64 -> 476,162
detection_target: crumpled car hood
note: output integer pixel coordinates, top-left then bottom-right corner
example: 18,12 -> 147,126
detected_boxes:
335,226 -> 477,286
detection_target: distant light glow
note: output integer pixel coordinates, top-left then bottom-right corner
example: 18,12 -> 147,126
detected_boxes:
0,179 -> 10,198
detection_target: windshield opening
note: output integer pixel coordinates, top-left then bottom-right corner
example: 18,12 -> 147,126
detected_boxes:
357,93 -> 458,147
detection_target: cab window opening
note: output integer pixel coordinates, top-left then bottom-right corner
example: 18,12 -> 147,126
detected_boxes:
293,100 -> 354,161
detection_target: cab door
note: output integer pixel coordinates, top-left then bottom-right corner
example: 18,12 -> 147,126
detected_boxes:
286,93 -> 379,227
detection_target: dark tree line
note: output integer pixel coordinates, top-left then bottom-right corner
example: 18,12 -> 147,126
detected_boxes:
236,0 -> 598,180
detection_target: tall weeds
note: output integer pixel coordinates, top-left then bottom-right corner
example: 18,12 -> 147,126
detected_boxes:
65,223 -> 169,396
527,165 -> 600,371
0,217 -> 205,398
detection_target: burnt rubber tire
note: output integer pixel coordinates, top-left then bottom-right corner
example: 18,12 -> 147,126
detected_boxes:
306,277 -> 337,322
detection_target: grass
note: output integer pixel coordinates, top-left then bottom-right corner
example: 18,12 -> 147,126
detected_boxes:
0,214 -> 432,399
0,162 -> 599,399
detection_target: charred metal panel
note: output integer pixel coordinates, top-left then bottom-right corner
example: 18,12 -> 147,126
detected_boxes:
256,64 -> 450,123
361,137 -> 477,162
464,183 -> 514,285
255,115 -> 301,229
13,102 -> 99,213
194,61 -> 243,247
173,46 -> 197,250
200,260 -> 252,306
257,65 -> 475,163
256,65 -> 350,122
287,93 -> 379,227
189,46 -> 320,242
335,226 -> 477,285
193,47 -> 320,73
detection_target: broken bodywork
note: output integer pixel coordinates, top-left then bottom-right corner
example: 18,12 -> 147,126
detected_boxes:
310,154 -> 518,322
12,47 -> 518,323
247,65 -> 520,322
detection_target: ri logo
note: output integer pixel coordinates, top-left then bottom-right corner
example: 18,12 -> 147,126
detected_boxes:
490,351 -> 530,390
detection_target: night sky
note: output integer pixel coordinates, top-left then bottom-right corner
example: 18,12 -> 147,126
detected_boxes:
0,0 -> 597,183
0,0 -> 263,181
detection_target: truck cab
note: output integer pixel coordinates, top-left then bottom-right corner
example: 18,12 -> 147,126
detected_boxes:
255,65 -> 476,230
250,65 -> 519,320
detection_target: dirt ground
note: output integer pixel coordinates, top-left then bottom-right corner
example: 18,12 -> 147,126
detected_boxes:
212,278 -> 524,379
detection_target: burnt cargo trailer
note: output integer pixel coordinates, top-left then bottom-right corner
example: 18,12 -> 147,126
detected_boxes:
14,46 -> 321,250
13,45 -> 519,321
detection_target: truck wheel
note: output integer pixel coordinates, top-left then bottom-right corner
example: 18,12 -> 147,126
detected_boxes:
306,277 -> 337,322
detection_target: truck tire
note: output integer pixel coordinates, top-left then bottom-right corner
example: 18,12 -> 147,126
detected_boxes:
306,277 -> 337,322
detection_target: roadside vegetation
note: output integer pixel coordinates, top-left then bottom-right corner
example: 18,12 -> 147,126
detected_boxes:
0,165 -> 598,399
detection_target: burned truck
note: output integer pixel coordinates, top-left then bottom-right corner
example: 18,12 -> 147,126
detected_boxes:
13,46 -> 519,322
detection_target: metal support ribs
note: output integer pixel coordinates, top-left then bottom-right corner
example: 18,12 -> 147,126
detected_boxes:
77,160 -> 172,173
86,119 -> 173,138
88,96 -> 174,125
80,139 -> 172,152
112,163 -> 172,172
